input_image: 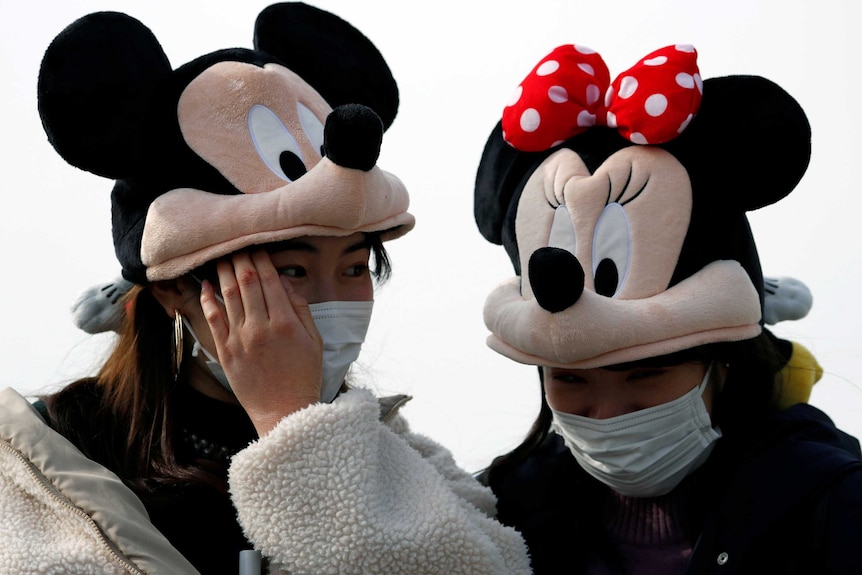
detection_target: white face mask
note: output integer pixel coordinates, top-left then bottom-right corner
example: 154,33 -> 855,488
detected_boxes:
182,300 -> 373,404
182,316 -> 233,393
550,364 -> 721,498
308,300 -> 373,403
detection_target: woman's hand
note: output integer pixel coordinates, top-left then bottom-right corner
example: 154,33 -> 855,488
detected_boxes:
200,250 -> 323,436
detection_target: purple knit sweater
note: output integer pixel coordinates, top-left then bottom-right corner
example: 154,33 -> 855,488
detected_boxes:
586,485 -> 694,575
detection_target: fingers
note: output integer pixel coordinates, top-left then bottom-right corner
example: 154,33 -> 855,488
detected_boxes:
194,249 -> 328,431
250,250 -> 293,322
281,275 -> 322,346
246,251 -> 319,342
221,252 -> 270,325
200,278 -> 228,342
210,250 -> 319,340
218,250 -> 295,323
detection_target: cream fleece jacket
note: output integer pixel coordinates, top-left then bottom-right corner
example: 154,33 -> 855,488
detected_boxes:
0,387 -> 531,574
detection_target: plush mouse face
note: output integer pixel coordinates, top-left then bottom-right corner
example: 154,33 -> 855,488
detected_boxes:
475,45 -> 811,369
38,3 -> 414,283
176,61 -> 331,191
484,143 -> 762,368
136,54 -> 410,281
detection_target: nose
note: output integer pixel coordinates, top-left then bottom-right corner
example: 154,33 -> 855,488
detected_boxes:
528,247 -> 585,313
323,103 -> 383,171
297,278 -> 338,305
293,274 -> 372,305
587,401 -> 632,420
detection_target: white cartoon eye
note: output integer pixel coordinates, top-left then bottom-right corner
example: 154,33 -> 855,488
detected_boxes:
248,104 -> 306,182
592,202 -> 631,297
298,102 -> 325,158
548,205 -> 577,254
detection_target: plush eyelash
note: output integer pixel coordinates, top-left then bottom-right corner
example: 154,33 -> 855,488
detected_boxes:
608,166 -> 649,206
546,163 -> 649,210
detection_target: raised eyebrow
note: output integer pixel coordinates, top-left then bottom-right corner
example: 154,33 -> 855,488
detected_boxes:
261,238 -> 371,255
345,238 -> 373,254
264,240 -> 317,254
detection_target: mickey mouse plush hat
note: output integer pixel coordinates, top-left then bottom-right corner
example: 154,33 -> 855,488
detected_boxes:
38,3 -> 414,284
475,44 -> 811,369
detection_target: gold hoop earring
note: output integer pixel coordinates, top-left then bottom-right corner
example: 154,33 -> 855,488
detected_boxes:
173,310 -> 184,381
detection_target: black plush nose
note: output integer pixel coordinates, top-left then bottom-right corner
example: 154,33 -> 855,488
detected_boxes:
323,103 -> 383,171
528,247 -> 585,313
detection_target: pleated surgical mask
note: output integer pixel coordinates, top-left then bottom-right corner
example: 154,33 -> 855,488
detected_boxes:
308,300 -> 373,403
550,363 -> 721,497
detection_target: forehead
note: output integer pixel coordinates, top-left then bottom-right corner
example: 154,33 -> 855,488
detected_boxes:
546,360 -> 706,384
265,232 -> 370,255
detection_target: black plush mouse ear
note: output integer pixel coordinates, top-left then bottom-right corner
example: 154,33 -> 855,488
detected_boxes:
475,121 -> 545,245
253,2 -> 399,131
663,75 -> 811,213
38,11 -> 172,179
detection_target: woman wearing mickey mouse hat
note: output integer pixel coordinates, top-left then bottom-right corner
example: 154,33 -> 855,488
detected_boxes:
474,44 -> 862,573
0,5 -> 532,575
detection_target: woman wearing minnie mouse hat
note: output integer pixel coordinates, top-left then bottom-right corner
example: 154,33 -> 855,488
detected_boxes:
0,5 -> 531,574
474,44 -> 862,573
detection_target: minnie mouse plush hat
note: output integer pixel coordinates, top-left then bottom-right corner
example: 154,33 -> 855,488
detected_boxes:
38,3 -> 413,284
474,44 -> 811,368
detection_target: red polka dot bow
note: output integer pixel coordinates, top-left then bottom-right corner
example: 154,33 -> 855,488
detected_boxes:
502,44 -> 702,152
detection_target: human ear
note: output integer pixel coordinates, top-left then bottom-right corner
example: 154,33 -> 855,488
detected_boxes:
149,278 -> 196,318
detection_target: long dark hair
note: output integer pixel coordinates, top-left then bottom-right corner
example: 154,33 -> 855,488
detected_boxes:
43,285 -> 203,493
43,233 -> 391,496
482,330 -> 788,486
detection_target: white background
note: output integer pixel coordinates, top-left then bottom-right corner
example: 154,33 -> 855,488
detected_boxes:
1,0 -> 860,473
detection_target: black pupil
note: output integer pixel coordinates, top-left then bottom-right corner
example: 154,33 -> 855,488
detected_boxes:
279,151 -> 307,181
594,258 -> 619,297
